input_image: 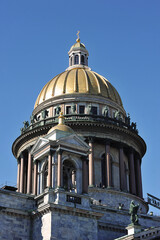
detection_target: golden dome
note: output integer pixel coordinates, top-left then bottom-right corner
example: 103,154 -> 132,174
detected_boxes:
34,68 -> 123,109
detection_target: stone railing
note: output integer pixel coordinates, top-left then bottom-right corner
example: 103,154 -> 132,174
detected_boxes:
20,114 -> 138,135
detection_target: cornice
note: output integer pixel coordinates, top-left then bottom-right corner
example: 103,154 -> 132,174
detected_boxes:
12,121 -> 146,158
98,221 -> 127,233
31,203 -> 103,219
33,93 -> 126,116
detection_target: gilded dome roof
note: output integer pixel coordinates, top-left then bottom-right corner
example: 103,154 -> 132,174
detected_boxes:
48,124 -> 74,134
34,68 -> 123,109
48,113 -> 74,134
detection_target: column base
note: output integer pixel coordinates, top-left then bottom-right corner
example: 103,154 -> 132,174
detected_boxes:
126,224 -> 141,235
56,186 -> 64,191
89,185 -> 95,188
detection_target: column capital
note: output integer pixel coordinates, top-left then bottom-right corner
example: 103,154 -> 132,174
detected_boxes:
119,143 -> 124,149
129,147 -> 135,154
104,139 -> 111,145
86,137 -> 95,143
56,148 -> 63,155
27,146 -> 32,153
17,158 -> 20,164
20,152 -> 24,158
48,149 -> 54,155
81,156 -> 89,162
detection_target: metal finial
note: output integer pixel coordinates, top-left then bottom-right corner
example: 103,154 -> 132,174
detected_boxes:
58,112 -> 64,125
76,30 -> 80,42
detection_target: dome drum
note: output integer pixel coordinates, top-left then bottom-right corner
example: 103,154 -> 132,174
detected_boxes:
13,114 -> 146,159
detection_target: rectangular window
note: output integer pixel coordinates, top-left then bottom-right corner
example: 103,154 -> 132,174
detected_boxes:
79,105 -> 85,114
66,106 -> 71,115
92,106 -> 97,115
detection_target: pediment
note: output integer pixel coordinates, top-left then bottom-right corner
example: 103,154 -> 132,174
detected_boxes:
31,137 -> 49,154
58,134 -> 89,151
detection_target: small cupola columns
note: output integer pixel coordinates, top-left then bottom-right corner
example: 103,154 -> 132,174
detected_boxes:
67,31 -> 90,70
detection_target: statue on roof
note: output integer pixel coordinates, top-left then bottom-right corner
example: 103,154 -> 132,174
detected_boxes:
129,200 -> 139,225
103,106 -> 109,117
71,104 -> 76,113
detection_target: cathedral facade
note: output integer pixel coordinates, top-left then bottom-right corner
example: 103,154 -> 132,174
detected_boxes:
0,36 -> 160,240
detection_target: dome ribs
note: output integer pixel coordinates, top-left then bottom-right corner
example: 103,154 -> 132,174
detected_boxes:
93,72 -> 110,98
43,78 -> 55,101
77,69 -> 87,93
63,70 -> 71,93
90,71 -> 101,94
103,77 -> 117,103
74,69 -> 78,92
35,83 -> 48,107
109,82 -> 119,103
52,72 -> 64,96
34,68 -> 124,109
100,75 -> 112,98
82,69 -> 89,93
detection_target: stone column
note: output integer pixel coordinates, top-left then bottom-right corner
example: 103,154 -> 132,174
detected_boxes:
82,157 -> 88,193
17,159 -> 21,192
129,149 -> 136,195
49,107 -> 53,117
52,154 -> 56,188
48,151 -> 52,188
33,161 -> 38,195
78,53 -> 81,64
119,145 -> 125,191
89,139 -> 94,187
69,56 -> 71,66
57,150 -> 62,188
135,158 -> 143,198
27,151 -> 32,194
20,153 -> 24,193
105,142 -> 112,188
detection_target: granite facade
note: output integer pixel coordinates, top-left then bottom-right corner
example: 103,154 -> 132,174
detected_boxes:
0,188 -> 160,240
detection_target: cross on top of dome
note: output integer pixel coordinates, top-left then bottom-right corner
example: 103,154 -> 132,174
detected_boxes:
76,30 -> 80,43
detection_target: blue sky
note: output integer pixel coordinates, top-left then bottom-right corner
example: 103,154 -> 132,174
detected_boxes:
0,1 -> 160,214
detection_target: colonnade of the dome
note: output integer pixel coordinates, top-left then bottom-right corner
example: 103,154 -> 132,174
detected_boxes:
16,136 -> 142,199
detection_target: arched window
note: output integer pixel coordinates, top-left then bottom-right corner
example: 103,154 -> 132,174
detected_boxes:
81,55 -> 85,65
74,55 -> 79,64
63,160 -> 76,192
44,163 -> 48,190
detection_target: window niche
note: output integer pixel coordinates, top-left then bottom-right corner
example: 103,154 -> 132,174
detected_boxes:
79,105 -> 85,114
81,55 -> 85,65
43,163 -> 48,190
63,160 -> 76,192
74,55 -> 79,65
66,106 -> 71,115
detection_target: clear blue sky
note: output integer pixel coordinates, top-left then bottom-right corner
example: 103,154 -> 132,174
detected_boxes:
0,0 -> 160,214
